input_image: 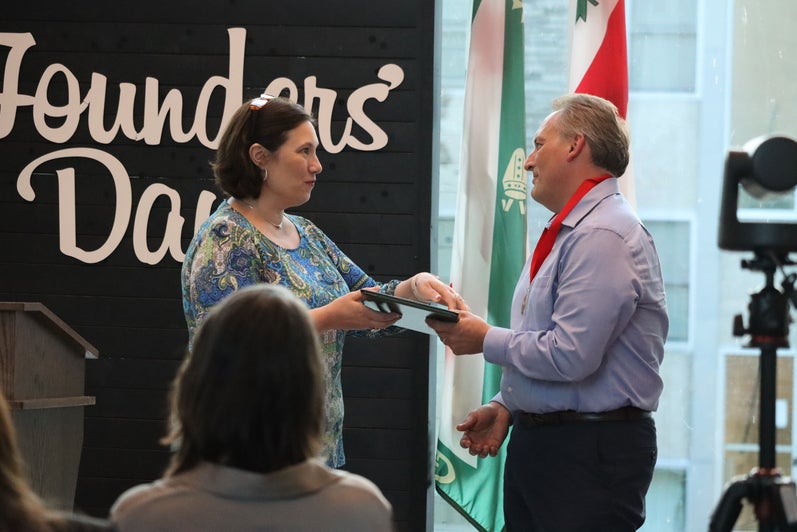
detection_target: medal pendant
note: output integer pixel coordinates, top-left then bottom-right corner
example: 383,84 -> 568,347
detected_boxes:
521,285 -> 531,315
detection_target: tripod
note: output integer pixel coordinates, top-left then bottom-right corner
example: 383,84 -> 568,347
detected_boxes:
709,252 -> 797,531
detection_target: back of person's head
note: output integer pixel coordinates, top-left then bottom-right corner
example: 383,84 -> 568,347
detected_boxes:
552,93 -> 630,177
212,94 -> 314,199
164,284 -> 324,476
0,389 -> 50,532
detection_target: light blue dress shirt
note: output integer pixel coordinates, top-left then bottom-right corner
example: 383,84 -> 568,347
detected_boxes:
484,178 -> 669,414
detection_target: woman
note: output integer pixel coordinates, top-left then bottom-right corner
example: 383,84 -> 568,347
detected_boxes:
181,94 -> 461,467
111,285 -> 394,531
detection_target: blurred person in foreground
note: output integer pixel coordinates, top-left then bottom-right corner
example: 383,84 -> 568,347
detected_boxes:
111,284 -> 394,532
181,94 -> 463,468
0,389 -> 114,532
428,93 -> 669,531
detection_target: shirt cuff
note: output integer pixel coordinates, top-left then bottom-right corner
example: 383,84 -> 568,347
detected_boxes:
483,326 -> 512,367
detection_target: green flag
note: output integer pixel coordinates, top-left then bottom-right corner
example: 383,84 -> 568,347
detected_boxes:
435,1 -> 527,531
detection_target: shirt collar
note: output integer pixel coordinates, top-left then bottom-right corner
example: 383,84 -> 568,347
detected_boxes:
560,177 -> 621,228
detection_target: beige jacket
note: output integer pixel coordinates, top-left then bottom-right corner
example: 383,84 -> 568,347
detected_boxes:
110,459 -> 393,531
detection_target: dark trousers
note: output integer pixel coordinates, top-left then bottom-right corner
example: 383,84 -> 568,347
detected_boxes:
503,417 -> 657,532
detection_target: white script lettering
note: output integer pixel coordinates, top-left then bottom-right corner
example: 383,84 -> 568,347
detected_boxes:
2,29 -> 405,264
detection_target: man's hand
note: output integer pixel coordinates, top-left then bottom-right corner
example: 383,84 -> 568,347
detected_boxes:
457,401 -> 511,458
426,310 -> 490,355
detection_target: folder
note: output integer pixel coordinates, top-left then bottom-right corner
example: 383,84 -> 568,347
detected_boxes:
360,289 -> 459,334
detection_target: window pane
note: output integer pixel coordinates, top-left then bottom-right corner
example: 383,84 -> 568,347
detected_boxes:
645,221 -> 690,342
630,33 -> 696,92
639,469 -> 686,531
629,0 -> 697,92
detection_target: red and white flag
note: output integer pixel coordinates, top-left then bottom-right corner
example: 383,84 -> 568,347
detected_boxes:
568,0 -> 635,205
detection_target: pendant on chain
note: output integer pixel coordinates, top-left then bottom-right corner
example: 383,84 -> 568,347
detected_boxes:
520,284 -> 531,315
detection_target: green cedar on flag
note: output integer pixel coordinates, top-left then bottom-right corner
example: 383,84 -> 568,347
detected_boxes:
434,1 -> 526,531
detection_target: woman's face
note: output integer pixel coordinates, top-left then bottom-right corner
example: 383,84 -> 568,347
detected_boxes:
263,121 -> 322,207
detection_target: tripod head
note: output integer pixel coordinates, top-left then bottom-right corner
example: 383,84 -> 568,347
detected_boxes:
732,252 -> 795,349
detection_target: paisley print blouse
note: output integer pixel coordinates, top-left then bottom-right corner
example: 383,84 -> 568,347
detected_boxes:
181,201 -> 399,467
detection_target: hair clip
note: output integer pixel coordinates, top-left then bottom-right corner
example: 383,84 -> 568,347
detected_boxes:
249,93 -> 275,110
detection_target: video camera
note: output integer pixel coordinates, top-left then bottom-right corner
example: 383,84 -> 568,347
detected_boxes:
719,135 -> 797,254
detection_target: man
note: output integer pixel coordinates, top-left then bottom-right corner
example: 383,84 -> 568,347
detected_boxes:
428,93 -> 668,531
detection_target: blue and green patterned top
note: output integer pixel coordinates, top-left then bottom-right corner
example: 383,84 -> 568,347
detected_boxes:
181,201 -> 399,467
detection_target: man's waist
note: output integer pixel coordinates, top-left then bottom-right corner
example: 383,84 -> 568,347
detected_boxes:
514,406 -> 652,428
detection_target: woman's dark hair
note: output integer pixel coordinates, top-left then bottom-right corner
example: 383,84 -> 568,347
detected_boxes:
212,96 -> 314,199
163,284 -> 324,476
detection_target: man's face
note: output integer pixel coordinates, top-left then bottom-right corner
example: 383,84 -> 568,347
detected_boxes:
525,112 -> 573,212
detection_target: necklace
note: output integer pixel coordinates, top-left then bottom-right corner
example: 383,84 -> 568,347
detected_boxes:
239,199 -> 284,230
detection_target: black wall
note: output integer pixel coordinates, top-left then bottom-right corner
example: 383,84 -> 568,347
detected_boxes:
0,2 -> 437,530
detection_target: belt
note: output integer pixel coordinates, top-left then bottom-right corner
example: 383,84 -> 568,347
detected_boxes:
514,406 -> 652,428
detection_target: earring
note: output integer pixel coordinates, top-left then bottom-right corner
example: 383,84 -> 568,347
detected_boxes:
262,168 -> 268,182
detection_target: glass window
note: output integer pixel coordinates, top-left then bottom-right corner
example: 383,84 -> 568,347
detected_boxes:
730,2 -> 797,213
628,0 -> 697,92
645,220 -> 690,343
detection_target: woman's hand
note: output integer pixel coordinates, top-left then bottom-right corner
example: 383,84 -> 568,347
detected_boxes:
311,289 -> 400,332
396,272 -> 469,311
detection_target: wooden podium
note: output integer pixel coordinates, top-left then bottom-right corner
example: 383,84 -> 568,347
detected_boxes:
0,302 -> 98,511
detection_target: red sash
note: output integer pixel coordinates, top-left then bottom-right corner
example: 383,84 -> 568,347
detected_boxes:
528,173 -> 613,283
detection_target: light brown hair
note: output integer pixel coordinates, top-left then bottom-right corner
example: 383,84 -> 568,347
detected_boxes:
552,93 -> 631,177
